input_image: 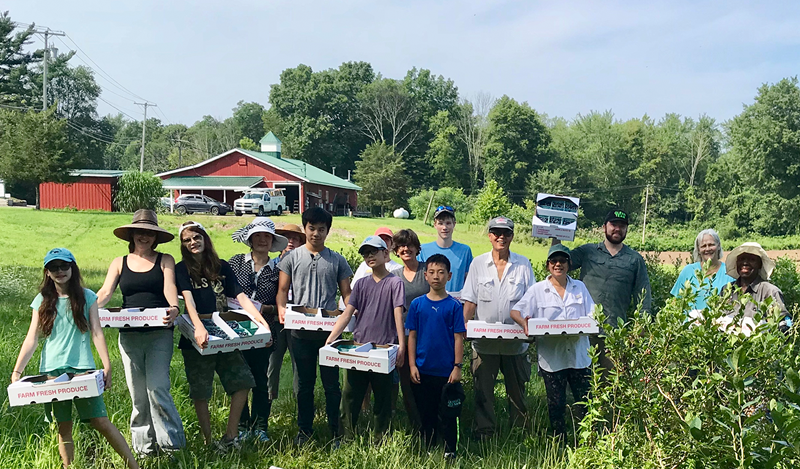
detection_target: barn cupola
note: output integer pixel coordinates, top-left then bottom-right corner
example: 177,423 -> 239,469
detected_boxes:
260,132 -> 282,158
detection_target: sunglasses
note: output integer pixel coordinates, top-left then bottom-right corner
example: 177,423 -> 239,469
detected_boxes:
489,229 -> 513,237
548,257 -> 570,265
435,205 -> 455,213
181,234 -> 204,244
46,263 -> 72,273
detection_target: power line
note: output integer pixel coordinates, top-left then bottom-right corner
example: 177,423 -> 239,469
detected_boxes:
96,95 -> 139,120
63,34 -> 150,103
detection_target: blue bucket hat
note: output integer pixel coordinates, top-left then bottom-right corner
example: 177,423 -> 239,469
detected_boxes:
44,248 -> 76,267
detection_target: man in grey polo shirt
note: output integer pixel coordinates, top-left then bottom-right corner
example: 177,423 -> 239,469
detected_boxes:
462,216 -> 535,439
277,207 -> 353,445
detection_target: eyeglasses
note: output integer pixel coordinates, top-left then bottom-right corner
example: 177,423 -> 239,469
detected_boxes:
181,234 -> 203,244
435,205 -> 455,213
361,248 -> 385,259
46,263 -> 72,273
548,257 -> 570,265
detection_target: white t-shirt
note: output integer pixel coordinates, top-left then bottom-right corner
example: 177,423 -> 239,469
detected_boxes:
513,276 -> 595,372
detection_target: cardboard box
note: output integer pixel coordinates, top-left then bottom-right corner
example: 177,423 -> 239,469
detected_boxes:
319,339 -> 398,374
98,307 -> 169,328
526,317 -> 600,336
8,370 -> 104,407
532,193 -> 580,241
284,304 -> 355,332
227,297 -> 262,312
466,320 -> 527,340
177,310 -> 271,355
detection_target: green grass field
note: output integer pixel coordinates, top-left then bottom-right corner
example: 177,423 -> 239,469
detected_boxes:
0,208 -> 568,469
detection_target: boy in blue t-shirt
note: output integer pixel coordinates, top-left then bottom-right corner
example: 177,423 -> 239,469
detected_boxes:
405,254 -> 466,457
418,206 -> 473,293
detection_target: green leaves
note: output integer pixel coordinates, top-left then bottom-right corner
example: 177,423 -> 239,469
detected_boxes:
114,171 -> 166,212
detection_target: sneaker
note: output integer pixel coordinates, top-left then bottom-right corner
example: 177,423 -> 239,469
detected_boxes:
238,430 -> 252,441
293,431 -> 311,446
214,436 -> 241,453
253,429 -> 271,443
444,452 -> 457,461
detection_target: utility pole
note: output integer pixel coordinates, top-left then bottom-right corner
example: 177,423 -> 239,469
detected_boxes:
34,28 -> 65,111
135,102 -> 156,172
642,184 -> 650,244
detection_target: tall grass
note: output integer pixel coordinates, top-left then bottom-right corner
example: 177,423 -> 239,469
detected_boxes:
0,208 -> 572,468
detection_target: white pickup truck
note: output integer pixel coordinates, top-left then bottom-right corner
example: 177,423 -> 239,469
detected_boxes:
233,189 -> 286,216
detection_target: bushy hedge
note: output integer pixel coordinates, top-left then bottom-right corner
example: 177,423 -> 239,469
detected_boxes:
114,171 -> 165,212
569,279 -> 800,469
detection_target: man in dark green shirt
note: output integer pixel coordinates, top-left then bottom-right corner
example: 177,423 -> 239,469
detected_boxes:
553,209 -> 652,371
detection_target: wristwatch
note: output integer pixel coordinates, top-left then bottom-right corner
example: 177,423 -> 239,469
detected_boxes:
453,363 -> 463,369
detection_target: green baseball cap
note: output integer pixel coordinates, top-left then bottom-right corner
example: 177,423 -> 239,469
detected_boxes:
547,244 -> 571,261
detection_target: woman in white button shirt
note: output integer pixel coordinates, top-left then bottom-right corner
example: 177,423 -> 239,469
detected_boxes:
511,244 -> 595,438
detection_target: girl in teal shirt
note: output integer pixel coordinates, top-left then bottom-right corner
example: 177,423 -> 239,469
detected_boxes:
11,248 -> 140,469
671,229 -> 735,310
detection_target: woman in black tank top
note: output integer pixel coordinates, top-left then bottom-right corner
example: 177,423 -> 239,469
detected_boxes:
96,210 -> 186,456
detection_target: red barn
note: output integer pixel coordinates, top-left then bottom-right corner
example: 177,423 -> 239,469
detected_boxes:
39,170 -> 124,211
157,132 -> 360,214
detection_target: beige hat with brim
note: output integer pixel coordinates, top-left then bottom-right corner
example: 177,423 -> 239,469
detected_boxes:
725,242 -> 775,280
113,209 -> 175,244
275,223 -> 306,245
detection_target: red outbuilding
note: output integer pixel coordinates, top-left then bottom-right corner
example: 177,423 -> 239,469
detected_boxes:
157,132 -> 360,215
38,133 -> 361,214
39,170 -> 124,211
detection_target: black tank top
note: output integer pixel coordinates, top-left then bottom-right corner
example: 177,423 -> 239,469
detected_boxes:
120,253 -> 169,308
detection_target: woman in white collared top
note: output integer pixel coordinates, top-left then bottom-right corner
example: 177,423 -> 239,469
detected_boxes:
511,244 -> 595,438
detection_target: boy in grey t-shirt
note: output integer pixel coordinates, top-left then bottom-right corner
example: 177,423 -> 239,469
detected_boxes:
326,235 -> 405,439
277,208 -> 353,444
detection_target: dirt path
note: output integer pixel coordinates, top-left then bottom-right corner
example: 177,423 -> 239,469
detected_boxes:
645,250 -> 800,265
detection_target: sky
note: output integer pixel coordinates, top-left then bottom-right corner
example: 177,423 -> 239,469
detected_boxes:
7,0 -> 800,126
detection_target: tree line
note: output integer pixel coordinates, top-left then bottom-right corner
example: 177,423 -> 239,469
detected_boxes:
1,12 -> 799,237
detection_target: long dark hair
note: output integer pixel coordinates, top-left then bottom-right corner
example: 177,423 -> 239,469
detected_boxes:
180,223 -> 221,283
38,261 -> 89,337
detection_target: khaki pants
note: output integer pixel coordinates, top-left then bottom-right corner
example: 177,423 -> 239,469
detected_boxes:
471,351 -> 531,437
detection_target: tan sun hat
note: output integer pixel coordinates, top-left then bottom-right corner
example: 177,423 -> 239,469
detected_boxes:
275,223 -> 306,245
725,242 -> 775,280
113,209 -> 175,244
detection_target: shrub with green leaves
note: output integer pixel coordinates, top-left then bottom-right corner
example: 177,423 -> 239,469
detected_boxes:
570,279 -> 800,469
469,179 -> 513,226
114,171 -> 165,212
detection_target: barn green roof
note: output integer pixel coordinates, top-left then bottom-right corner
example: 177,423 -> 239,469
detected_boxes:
237,149 -> 361,191
161,176 -> 264,189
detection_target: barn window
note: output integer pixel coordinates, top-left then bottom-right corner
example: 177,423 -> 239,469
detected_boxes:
238,158 -> 247,166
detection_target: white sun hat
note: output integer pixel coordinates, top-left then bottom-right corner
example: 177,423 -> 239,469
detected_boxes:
725,242 -> 775,280
231,217 -> 288,252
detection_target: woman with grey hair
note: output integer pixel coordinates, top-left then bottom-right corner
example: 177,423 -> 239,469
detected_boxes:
670,229 -> 735,310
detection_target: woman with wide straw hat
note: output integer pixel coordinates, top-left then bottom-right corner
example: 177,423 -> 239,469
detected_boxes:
723,242 -> 790,332
96,209 -> 186,457
228,217 -> 288,442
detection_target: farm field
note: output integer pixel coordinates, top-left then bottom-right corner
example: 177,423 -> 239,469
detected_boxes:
0,208 -> 566,469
